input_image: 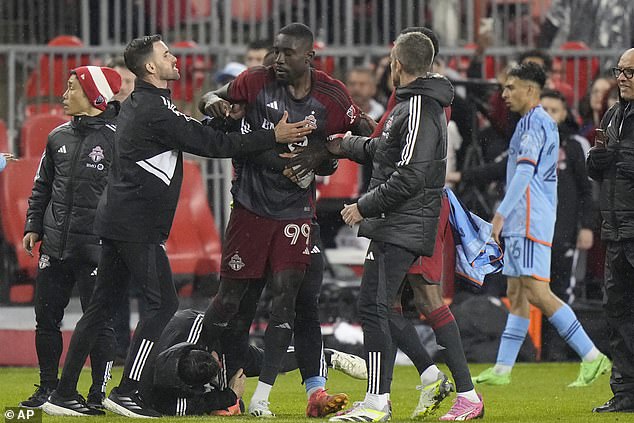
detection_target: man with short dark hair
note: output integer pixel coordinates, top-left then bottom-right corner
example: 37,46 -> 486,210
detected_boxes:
42,34 -> 311,418
326,32 -> 453,422
245,39 -> 271,68
474,63 -> 610,388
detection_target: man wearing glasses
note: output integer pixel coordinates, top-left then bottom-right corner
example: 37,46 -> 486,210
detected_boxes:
587,48 -> 634,413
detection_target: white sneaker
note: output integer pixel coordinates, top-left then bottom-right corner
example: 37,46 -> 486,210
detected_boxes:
328,402 -> 389,422
249,400 -> 276,418
328,349 -> 368,380
412,372 -> 454,418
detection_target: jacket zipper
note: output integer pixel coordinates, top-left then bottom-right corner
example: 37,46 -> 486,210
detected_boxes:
59,134 -> 84,258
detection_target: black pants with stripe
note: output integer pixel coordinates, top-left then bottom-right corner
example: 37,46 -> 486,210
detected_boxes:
57,238 -> 179,396
34,257 -> 115,395
359,241 -> 417,395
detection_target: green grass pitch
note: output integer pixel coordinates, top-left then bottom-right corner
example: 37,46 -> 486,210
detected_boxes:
0,363 -> 630,422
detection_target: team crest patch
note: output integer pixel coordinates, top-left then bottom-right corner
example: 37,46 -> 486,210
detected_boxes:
346,105 -> 357,124
228,253 -> 245,271
39,254 -> 51,270
385,115 -> 394,131
89,146 -> 105,162
95,95 -> 105,106
305,113 -> 317,129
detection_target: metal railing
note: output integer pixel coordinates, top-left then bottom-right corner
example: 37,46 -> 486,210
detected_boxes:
0,0 -> 560,48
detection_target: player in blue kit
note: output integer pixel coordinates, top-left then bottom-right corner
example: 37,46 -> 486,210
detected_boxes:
474,62 -> 610,387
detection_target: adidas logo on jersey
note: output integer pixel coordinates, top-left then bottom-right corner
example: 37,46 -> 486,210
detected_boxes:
275,322 -> 291,330
57,145 -> 67,153
311,245 -> 321,254
365,251 -> 375,261
266,101 -> 278,110
303,247 -> 310,255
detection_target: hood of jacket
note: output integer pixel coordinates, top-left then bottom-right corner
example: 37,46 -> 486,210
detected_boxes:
395,74 -> 454,108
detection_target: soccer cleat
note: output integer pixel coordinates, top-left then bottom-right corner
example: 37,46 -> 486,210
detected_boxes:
439,393 -> 484,421
248,399 -> 276,418
210,398 -> 242,416
306,388 -> 349,417
103,387 -> 161,418
328,349 -> 368,380
568,353 -> 611,387
472,367 -> 511,385
41,391 -> 105,416
411,372 -> 454,418
19,384 -> 55,409
328,402 -> 390,422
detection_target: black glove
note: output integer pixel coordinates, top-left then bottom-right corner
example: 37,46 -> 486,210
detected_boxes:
617,161 -> 634,179
588,148 -> 615,170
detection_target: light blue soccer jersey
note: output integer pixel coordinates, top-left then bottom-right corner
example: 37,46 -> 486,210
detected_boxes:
502,105 -> 559,245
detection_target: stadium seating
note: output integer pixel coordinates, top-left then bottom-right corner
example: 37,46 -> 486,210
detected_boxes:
171,40 -> 210,104
317,159 -> 360,200
0,120 -> 9,152
555,41 -> 600,102
165,160 -> 221,292
24,35 -> 90,117
20,113 -> 69,158
0,157 -> 41,302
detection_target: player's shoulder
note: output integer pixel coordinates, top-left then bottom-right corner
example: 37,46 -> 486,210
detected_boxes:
520,105 -> 553,131
312,69 -> 352,109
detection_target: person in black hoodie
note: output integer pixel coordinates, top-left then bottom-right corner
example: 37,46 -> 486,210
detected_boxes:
42,34 -> 313,418
326,32 -> 453,422
19,66 -> 122,412
540,90 -> 594,303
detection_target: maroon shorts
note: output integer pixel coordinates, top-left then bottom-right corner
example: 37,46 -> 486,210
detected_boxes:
220,205 -> 311,279
408,195 -> 455,284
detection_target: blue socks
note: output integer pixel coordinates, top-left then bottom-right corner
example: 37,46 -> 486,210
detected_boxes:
305,376 -> 326,398
548,304 -> 594,359
496,314 -> 530,367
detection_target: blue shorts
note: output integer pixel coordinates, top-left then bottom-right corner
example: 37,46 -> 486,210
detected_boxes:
502,237 -> 551,282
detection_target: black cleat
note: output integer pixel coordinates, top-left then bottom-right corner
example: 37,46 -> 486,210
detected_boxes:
103,387 -> 161,418
19,385 -> 55,409
593,396 -> 634,413
41,390 -> 105,416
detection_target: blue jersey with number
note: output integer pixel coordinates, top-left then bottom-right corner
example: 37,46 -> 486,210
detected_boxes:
504,105 -> 559,245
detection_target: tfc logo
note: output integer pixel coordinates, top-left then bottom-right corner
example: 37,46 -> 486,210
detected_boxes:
39,254 -> 51,270
346,105 -> 357,124
304,113 -> 317,129
228,253 -> 245,271
89,146 -> 105,162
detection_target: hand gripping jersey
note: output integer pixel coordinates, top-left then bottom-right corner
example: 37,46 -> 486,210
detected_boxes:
503,105 -> 559,245
227,66 -> 360,220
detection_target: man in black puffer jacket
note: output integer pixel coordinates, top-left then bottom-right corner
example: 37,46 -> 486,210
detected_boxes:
588,48 -> 634,414
20,66 -> 122,412
327,32 -> 452,421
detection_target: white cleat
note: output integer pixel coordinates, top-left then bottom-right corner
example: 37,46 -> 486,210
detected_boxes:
249,400 -> 276,418
328,349 -> 368,380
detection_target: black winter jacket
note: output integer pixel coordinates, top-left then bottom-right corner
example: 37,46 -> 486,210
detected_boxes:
341,75 -> 453,256
24,104 -> 119,262
94,80 -> 277,243
587,100 -> 634,241
150,342 -> 237,416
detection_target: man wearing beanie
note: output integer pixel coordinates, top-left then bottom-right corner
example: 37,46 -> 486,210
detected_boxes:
42,34 -> 312,418
19,66 -> 122,414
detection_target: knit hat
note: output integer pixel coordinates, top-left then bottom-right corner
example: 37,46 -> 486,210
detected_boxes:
72,66 -> 122,111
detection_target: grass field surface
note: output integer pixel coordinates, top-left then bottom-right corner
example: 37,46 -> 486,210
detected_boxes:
0,363 -> 630,422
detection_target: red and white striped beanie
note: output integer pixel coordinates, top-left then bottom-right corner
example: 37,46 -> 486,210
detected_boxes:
71,66 -> 122,111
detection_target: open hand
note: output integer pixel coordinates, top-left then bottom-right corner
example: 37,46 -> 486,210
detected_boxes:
274,111 -> 314,144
